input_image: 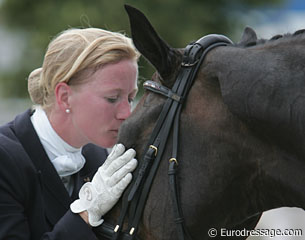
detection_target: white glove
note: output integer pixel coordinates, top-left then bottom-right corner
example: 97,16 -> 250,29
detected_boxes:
70,144 -> 137,227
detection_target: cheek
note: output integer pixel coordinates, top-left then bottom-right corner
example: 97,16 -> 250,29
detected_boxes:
87,103 -> 114,125
90,103 -> 120,134
72,97 -> 108,126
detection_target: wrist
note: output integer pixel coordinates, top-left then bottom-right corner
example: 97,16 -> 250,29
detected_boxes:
79,211 -> 90,225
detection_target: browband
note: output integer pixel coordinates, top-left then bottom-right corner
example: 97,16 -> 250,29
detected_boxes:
143,80 -> 182,102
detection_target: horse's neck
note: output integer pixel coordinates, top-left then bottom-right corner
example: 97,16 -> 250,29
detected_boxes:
207,45 -> 305,211
212,44 -> 305,156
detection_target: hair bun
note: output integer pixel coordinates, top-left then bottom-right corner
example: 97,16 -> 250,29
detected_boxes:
28,68 -> 44,105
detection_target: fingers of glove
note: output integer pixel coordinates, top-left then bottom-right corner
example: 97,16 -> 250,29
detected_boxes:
107,158 -> 137,187
111,172 -> 133,198
103,144 -> 126,169
106,148 -> 136,176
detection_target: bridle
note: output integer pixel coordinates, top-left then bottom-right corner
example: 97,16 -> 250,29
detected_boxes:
96,34 -> 233,240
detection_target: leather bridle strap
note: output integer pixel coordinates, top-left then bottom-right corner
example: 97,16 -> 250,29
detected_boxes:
109,34 -> 232,240
166,36 -> 233,240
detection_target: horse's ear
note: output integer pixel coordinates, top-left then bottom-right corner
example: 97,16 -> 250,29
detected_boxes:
238,27 -> 257,46
124,5 -> 179,82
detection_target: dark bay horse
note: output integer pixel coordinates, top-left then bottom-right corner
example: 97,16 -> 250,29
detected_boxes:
98,5 -> 305,240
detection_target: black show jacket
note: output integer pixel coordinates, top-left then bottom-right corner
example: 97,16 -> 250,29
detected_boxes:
0,109 -> 108,239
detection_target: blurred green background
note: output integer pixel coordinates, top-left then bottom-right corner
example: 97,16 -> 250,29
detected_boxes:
0,0 -> 283,99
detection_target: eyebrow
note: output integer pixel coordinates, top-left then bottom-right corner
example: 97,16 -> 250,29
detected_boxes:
103,87 -> 138,95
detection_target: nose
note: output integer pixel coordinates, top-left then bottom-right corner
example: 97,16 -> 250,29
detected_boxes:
116,99 -> 132,120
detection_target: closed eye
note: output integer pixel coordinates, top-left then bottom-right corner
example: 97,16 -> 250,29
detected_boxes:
106,97 -> 118,103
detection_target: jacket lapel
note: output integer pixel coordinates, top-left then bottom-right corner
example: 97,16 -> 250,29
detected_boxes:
14,109 -> 71,225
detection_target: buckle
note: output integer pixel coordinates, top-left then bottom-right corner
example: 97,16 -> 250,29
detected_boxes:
169,158 -> 178,165
149,145 -> 158,156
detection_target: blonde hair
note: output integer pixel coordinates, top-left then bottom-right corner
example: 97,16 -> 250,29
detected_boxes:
28,28 -> 140,109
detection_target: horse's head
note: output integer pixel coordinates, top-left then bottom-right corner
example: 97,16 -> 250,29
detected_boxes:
112,5 -> 305,240
116,5 -> 265,239
118,6 -> 260,174
118,5 -> 234,157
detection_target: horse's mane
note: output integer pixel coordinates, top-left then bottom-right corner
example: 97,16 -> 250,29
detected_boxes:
238,29 -> 305,48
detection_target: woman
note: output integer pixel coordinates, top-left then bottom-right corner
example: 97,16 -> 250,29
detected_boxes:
0,27 -> 140,239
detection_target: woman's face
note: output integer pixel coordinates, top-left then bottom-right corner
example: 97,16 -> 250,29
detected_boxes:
68,58 -> 138,148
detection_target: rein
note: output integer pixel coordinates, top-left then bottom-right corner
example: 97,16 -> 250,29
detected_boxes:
95,34 -> 233,240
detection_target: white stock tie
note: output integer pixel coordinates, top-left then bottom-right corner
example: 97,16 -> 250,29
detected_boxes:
31,106 -> 86,178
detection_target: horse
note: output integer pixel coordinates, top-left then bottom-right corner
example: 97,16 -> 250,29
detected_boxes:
95,5 -> 305,240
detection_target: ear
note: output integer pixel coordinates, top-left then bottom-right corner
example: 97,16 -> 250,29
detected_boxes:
238,27 -> 257,46
54,82 -> 71,111
124,5 -> 180,82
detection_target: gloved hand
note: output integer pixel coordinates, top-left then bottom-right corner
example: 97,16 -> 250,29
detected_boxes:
70,144 -> 137,226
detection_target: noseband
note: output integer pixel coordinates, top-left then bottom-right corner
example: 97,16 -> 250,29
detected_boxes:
96,34 -> 233,240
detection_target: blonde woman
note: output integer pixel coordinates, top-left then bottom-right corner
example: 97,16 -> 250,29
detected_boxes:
0,28 -> 139,239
